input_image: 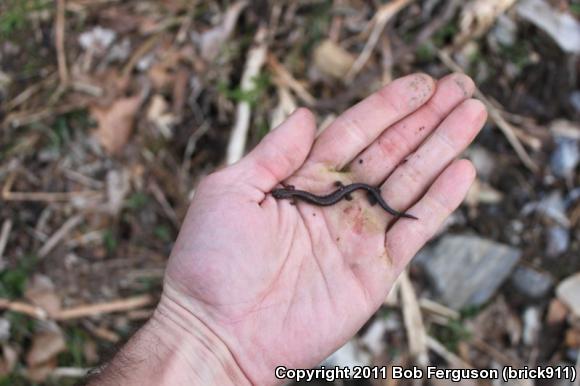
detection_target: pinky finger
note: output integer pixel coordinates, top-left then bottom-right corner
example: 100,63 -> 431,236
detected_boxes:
385,159 -> 476,274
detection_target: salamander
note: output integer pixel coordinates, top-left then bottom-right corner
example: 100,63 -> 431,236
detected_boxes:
271,182 -> 418,219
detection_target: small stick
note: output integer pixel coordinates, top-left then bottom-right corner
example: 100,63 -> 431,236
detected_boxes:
345,0 -> 413,82
267,54 -> 315,106
426,335 -> 474,369
226,25 -> 269,165
437,49 -> 539,173
54,295 -> 153,320
56,0 -> 69,86
39,215 -> 84,258
0,219 -> 13,263
0,299 -> 48,320
399,270 -> 429,367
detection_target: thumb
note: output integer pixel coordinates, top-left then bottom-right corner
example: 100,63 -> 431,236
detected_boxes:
237,107 -> 316,192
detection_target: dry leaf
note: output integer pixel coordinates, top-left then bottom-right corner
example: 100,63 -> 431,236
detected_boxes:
518,0 -> 580,54
27,329 -> 66,366
24,275 -> 61,315
313,39 -> 356,79
0,344 -> 18,376
196,1 -> 249,61
92,95 -> 142,154
456,0 -> 518,45
26,358 -> 57,383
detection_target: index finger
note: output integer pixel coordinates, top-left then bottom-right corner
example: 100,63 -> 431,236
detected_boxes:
307,73 -> 435,170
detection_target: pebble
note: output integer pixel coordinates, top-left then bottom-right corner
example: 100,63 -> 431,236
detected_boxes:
550,138 -> 579,179
418,234 -> 521,310
556,273 -> 580,318
510,266 -> 554,299
571,91 -> 580,114
546,226 -> 570,257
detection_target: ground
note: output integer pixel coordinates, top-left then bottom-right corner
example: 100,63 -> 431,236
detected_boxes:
0,0 -> 579,385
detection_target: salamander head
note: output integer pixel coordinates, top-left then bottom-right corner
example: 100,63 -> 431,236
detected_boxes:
272,189 -> 293,199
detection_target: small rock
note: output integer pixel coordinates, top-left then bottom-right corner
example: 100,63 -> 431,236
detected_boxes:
550,138 -> 579,179
323,340 -> 371,368
491,14 -> 517,46
522,307 -> 541,345
557,273 -> 580,318
510,266 -> 553,299
464,145 -> 496,181
0,318 -> 10,342
546,226 -> 570,257
571,91 -> 580,114
79,27 -> 116,55
522,191 -> 570,227
359,318 -> 387,356
420,234 -> 521,310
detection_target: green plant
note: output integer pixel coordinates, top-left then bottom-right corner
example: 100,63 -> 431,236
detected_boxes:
0,0 -> 49,39
126,192 -> 149,211
218,73 -> 271,106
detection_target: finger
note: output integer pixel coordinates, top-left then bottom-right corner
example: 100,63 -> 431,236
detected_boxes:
386,159 -> 476,273
238,108 -> 317,192
307,73 -> 435,170
350,73 -> 475,185
380,99 -> 487,217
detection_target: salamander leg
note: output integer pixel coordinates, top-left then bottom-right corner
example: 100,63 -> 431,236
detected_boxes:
366,191 -> 378,206
333,181 -> 345,189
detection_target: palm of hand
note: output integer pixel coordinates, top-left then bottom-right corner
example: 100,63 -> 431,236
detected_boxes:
165,73 -> 487,385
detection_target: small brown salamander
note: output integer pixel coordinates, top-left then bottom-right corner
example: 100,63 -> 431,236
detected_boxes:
271,182 -> 418,219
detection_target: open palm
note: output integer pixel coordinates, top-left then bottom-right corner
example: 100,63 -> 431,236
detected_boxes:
163,73 -> 487,385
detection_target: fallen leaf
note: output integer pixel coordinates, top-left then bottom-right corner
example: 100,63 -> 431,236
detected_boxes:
517,0 -> 580,54
456,0 -> 518,45
195,1 -> 249,61
92,95 -> 142,155
313,39 -> 356,79
26,358 -> 57,383
24,275 -> 61,315
0,344 -> 18,377
26,329 -> 66,367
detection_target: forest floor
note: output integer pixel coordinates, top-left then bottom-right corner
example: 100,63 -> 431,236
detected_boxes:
0,0 -> 579,385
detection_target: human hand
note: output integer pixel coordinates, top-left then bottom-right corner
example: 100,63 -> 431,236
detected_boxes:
161,73 -> 487,385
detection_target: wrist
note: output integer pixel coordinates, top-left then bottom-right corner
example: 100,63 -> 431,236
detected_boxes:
151,294 -> 253,386
88,294 -> 252,386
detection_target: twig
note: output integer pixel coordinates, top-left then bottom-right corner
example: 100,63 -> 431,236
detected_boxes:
0,219 -> 13,264
2,172 -> 102,202
39,215 -> 84,258
470,338 -> 521,368
2,102 -> 86,129
419,298 -> 460,320
426,335 -> 473,369
226,25 -> 269,164
437,49 -> 539,173
82,320 -> 121,342
54,295 -> 153,320
56,0 -> 69,86
50,367 -> 90,379
267,54 -> 315,106
5,73 -> 58,111
148,181 -> 179,227
0,299 -> 48,319
399,270 -> 429,367
345,0 -> 413,82
122,34 -> 162,80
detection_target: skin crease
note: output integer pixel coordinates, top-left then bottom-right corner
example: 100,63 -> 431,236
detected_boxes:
162,73 -> 487,385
